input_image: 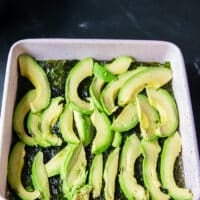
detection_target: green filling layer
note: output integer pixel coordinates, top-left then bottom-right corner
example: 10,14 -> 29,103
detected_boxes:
8,59 -> 186,200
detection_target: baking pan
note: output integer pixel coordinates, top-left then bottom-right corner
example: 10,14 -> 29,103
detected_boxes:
0,39 -> 199,199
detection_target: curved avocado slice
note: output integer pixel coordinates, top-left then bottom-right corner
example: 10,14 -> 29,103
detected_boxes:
112,102 -> 138,132
90,56 -> 134,112
41,96 -> 64,146
65,57 -> 93,114
103,147 -> 120,200
60,144 -> 87,199
91,109 -> 113,154
58,103 -> 80,144
73,110 -> 94,146
13,90 -> 37,146
146,88 -> 179,137
27,112 -> 50,147
104,56 -> 134,74
45,145 -> 69,177
72,185 -> 92,200
142,139 -> 170,200
7,142 -> 40,200
60,144 -> 77,179
93,62 -> 116,82
88,154 -> 103,198
136,94 -> 160,140
19,54 -> 51,113
119,134 -> 148,200
160,132 -> 193,200
89,77 -> 105,111
32,151 -> 50,200
101,67 -> 147,115
112,131 -> 122,147
118,67 -> 172,106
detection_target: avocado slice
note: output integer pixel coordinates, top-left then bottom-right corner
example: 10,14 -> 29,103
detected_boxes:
104,56 -> 134,74
103,147 -> 120,200
101,67 -> 147,115
27,112 -> 50,147
91,109 -> 113,154
32,151 -> 50,200
119,134 -> 148,200
73,110 -> 94,146
90,56 -> 134,112
58,103 -> 80,144
7,142 -> 40,200
88,154 -> 103,198
136,94 -> 160,140
41,96 -> 64,146
146,88 -> 179,137
60,144 -> 87,199
93,62 -> 116,82
112,102 -> 138,132
72,185 -> 92,200
19,54 -> 51,113
160,132 -> 193,200
65,57 -> 93,114
142,139 -> 170,200
60,144 -> 77,179
118,67 -> 172,106
112,131 -> 122,147
89,77 -> 105,111
13,90 -> 37,146
45,145 -> 69,177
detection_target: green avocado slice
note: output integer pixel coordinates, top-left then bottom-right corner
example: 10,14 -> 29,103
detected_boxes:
112,102 -> 138,132
118,67 -> 172,106
60,144 -> 78,180
93,62 -> 117,82
27,112 -> 50,147
104,56 -> 134,74
89,77 -> 105,111
103,147 -> 120,200
32,151 -> 50,200
41,96 -> 64,146
91,109 -> 113,154
65,57 -> 93,114
13,90 -> 37,146
45,145 -> 69,177
58,103 -> 80,144
136,94 -> 160,140
72,185 -> 92,200
119,134 -> 148,200
73,110 -> 94,146
19,54 -> 51,113
89,154 -> 103,198
101,67 -> 147,115
142,139 -> 170,200
7,142 -> 40,200
60,144 -> 87,199
160,132 -> 193,200
90,56 -> 134,112
112,131 -> 122,147
146,88 -> 179,137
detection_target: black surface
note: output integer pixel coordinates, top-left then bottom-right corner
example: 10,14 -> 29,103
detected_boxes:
0,0 -> 200,148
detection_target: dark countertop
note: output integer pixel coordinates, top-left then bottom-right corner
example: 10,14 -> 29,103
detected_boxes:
0,0 -> 200,147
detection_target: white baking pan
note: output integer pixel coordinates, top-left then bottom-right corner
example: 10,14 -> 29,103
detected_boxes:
0,39 -> 199,199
